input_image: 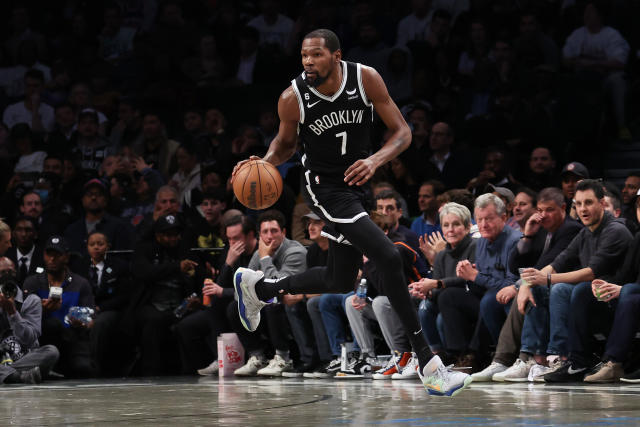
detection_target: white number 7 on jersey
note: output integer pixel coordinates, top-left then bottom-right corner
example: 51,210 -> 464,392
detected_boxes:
336,131 -> 347,156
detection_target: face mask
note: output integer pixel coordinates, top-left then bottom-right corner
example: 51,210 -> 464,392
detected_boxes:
34,189 -> 49,204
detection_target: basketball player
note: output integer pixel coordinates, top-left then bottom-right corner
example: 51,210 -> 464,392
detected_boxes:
232,29 -> 470,396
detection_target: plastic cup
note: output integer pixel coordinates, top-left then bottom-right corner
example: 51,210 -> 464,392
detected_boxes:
518,267 -> 531,288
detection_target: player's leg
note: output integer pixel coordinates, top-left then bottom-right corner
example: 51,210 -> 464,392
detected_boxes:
234,237 -> 361,332
335,216 -> 471,395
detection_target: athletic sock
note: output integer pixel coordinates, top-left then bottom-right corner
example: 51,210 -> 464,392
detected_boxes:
255,277 -> 291,301
409,331 -> 434,372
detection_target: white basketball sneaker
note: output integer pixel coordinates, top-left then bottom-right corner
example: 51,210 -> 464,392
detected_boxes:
234,267 -> 266,332
420,355 -> 472,397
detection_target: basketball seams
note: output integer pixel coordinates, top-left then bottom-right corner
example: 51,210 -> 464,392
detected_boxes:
260,161 -> 281,199
233,159 -> 282,210
240,161 -> 253,209
256,160 -> 264,209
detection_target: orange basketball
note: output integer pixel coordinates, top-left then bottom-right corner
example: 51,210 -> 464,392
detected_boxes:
233,160 -> 283,210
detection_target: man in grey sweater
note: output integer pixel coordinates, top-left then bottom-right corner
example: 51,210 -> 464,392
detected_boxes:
232,210 -> 308,377
0,257 -> 59,384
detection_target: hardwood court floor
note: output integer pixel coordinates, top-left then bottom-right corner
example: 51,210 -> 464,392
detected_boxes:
2,376 -> 640,426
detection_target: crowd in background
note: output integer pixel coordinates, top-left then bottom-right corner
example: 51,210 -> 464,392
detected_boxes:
1,0 -> 640,383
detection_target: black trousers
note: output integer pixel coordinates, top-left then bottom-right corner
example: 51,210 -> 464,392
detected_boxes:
135,304 -> 180,375
226,299 -> 291,358
277,215 -> 430,360
174,297 -> 232,374
40,317 -> 97,378
438,287 -> 481,353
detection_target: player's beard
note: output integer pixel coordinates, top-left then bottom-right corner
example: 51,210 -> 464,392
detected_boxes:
303,71 -> 328,88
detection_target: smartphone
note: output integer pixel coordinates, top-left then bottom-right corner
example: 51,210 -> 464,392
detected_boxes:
49,286 -> 63,300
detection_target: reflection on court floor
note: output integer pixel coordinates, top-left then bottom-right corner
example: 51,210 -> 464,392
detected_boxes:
2,377 -> 640,426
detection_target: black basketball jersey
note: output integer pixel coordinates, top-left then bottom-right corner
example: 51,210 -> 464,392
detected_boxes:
292,61 -> 374,176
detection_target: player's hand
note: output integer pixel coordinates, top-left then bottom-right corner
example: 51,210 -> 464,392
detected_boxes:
231,156 -> 261,184
344,158 -> 376,186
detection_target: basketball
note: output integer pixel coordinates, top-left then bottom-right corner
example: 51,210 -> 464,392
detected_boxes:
233,160 -> 283,210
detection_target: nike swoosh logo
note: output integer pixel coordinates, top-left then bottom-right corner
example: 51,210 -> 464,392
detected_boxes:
307,100 -> 320,108
346,88 -> 357,95
567,366 -> 585,375
413,328 -> 423,336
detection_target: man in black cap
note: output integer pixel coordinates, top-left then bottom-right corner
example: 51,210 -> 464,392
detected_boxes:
64,178 -> 133,256
23,235 -> 96,378
131,213 -> 200,375
560,161 -> 589,216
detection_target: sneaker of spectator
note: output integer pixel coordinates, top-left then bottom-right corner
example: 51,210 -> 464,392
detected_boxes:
529,356 -> 563,382
471,362 -> 508,382
543,359 -> 588,383
282,361 -> 320,378
197,361 -> 219,376
307,357 -> 342,379
257,354 -> 292,377
372,351 -> 411,380
620,367 -> 640,383
335,351 -> 371,379
492,358 -> 536,382
584,361 -> 624,383
234,355 -> 266,377
391,353 -> 419,380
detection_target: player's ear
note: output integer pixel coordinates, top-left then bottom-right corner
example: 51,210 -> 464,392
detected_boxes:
334,49 -> 342,62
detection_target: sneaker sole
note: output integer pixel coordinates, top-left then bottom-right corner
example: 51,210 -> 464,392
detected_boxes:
620,378 -> 640,383
234,269 -> 257,332
391,375 -> 418,380
504,377 -> 530,382
424,375 -> 473,397
372,374 -> 394,380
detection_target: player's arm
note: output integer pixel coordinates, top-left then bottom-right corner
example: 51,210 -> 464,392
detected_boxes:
231,87 -> 299,181
344,66 -> 411,186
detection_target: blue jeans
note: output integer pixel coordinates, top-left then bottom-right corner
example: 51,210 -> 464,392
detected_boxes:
520,286 -> 550,355
605,292 -> 640,362
418,299 -> 446,352
317,292 -> 358,355
620,282 -> 640,299
479,289 -> 511,344
547,282 -> 577,356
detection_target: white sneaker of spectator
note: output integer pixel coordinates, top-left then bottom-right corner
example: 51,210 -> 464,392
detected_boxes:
257,354 -> 292,377
197,360 -> 219,376
391,353 -> 419,380
493,358 -> 536,382
529,356 -> 563,382
234,355 -> 266,377
471,362 -> 508,382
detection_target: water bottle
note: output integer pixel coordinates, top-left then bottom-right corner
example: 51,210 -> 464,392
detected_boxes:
174,293 -> 198,318
64,306 -> 95,326
355,278 -> 367,304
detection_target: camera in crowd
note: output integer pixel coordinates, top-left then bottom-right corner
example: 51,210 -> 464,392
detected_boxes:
0,280 -> 18,300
